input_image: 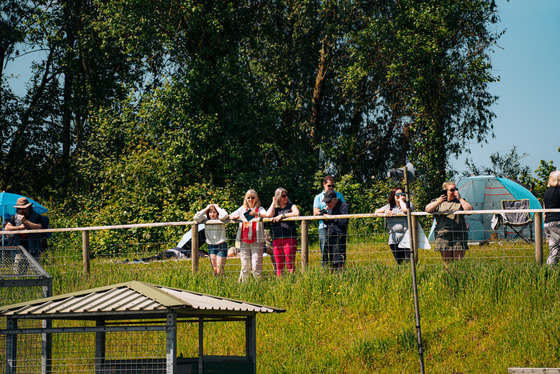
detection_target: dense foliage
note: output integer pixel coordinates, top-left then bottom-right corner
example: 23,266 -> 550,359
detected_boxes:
2,0 -> 515,243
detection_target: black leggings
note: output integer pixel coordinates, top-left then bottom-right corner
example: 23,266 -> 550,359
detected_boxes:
389,244 -> 410,264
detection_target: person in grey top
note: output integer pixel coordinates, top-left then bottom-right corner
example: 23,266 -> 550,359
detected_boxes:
375,187 -> 411,264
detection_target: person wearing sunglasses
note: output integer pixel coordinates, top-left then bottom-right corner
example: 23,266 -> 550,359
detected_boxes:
265,188 -> 300,276
425,182 -> 473,263
375,187 -> 411,264
313,175 -> 346,266
229,189 -> 267,281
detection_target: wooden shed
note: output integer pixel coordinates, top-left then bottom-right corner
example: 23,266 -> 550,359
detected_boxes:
0,280 -> 285,374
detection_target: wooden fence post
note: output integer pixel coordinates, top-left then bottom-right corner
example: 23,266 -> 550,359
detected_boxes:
535,212 -> 543,265
82,230 -> 90,276
301,220 -> 309,271
191,223 -> 199,273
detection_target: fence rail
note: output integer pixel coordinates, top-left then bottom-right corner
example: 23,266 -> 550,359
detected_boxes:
3,209 -> 560,276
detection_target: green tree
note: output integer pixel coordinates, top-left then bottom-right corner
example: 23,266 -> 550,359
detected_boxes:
342,0 -> 500,205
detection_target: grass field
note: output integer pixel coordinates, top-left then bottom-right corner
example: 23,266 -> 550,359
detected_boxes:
12,239 -> 552,373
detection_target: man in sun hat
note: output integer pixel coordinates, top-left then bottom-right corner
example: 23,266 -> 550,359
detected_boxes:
5,197 -> 44,259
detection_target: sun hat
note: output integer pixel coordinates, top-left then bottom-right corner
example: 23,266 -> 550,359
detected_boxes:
14,197 -> 32,209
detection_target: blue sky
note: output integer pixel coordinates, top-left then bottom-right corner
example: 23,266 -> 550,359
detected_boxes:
451,0 -> 560,174
6,0 -> 560,176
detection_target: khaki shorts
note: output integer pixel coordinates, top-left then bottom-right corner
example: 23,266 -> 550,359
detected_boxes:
434,228 -> 469,252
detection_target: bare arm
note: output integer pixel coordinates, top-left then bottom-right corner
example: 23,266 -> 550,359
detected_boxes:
425,196 -> 445,213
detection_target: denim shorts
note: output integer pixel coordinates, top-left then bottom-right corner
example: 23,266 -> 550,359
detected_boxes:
208,242 -> 228,257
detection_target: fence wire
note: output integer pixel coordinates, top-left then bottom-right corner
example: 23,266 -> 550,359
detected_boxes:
15,213 -> 544,281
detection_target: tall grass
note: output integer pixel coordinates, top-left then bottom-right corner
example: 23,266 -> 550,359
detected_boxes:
40,242 -> 560,374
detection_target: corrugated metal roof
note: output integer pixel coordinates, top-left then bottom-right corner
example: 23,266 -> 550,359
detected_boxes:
0,281 -> 285,318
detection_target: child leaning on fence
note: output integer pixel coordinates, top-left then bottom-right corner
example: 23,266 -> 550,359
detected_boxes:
194,204 -> 229,277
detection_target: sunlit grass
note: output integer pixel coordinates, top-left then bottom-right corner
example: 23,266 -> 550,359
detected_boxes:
4,238 -> 558,373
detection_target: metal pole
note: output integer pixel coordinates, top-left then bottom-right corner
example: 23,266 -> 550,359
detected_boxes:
191,223 -> 199,273
403,166 -> 425,374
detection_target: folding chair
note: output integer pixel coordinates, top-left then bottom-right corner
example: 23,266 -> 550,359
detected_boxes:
500,199 -> 534,242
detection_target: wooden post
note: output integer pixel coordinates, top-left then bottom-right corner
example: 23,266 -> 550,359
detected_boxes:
411,214 -> 419,263
166,312 -> 177,374
42,278 -> 53,374
191,223 -> 199,273
535,212 -> 543,265
95,319 -> 106,374
198,317 -> 204,374
301,220 -> 309,271
246,315 -> 257,374
82,230 -> 90,276
6,318 -> 17,374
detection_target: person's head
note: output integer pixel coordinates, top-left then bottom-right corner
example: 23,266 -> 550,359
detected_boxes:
243,189 -> 260,208
548,170 -> 560,187
323,175 -> 336,192
14,197 -> 33,217
442,181 -> 458,200
388,187 -> 404,207
274,188 -> 291,208
207,205 -> 218,220
322,190 -> 338,209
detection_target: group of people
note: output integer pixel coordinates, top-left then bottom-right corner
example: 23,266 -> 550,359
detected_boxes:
378,171 -> 560,268
5,171 -> 560,277
194,176 -> 350,281
374,181 -> 473,265
196,174 -> 478,280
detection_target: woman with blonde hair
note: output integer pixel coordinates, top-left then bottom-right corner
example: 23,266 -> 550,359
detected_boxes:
229,189 -> 266,281
544,170 -> 560,265
425,181 -> 473,263
266,188 -> 300,276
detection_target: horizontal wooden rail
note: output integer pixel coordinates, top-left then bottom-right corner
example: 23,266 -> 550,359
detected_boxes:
3,209 -> 558,276
2,209 -> 560,236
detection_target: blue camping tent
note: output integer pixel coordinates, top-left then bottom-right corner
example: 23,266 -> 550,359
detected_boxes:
428,175 -> 541,242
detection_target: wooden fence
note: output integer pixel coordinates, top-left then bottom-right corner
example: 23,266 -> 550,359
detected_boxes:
2,208 -> 558,276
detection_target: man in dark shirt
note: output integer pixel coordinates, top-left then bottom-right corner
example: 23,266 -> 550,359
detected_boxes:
5,197 -> 44,259
322,190 -> 349,270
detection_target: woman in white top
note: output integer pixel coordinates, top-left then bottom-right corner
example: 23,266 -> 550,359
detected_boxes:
194,204 -> 229,276
229,189 -> 266,281
375,187 -> 412,264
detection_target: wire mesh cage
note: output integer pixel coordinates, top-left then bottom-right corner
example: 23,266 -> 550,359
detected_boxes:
1,246 -> 53,374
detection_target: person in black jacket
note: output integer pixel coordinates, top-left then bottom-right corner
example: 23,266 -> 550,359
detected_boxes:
322,190 -> 349,270
544,170 -> 560,266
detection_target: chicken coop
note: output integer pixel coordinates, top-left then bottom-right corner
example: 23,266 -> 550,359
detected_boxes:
0,280 -> 285,374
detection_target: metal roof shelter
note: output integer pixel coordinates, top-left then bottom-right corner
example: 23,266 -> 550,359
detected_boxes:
0,281 -> 285,374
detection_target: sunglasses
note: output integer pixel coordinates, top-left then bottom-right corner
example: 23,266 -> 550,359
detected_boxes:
281,194 -> 288,198
326,184 -> 335,188
448,188 -> 458,192
396,193 -> 405,196
247,196 -> 256,200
